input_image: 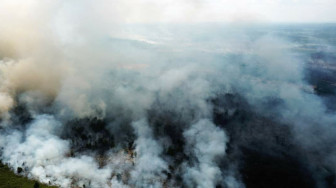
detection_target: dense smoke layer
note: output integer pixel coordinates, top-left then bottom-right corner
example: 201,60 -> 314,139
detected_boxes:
0,1 -> 336,188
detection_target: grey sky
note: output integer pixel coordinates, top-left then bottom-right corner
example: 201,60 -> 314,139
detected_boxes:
1,0 -> 336,23
89,0 -> 336,23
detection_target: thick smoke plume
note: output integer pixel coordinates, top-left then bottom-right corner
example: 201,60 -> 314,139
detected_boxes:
0,1 -> 336,188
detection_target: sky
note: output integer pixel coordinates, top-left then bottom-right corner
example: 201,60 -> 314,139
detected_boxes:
1,0 -> 336,26
78,0 -> 336,23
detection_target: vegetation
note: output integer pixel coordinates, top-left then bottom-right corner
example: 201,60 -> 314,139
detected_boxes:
0,162 -> 58,188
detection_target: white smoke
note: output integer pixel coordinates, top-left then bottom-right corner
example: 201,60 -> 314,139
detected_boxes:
0,115 -> 114,187
130,119 -> 168,187
183,119 -> 229,188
